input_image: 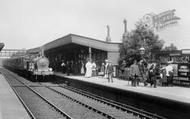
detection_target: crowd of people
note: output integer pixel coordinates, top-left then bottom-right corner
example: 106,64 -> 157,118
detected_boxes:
128,59 -> 174,88
60,57 -> 174,88
84,59 -> 114,83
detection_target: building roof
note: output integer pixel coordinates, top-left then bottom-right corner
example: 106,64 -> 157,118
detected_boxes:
27,47 -> 41,54
44,34 -> 121,52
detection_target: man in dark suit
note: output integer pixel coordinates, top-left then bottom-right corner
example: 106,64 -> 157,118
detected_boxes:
107,61 -> 114,83
130,60 -> 140,86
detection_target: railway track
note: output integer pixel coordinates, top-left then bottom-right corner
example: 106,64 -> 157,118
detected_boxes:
1,68 -> 166,119
1,69 -> 138,119
38,83 -> 134,119
57,83 -> 166,119
40,82 -> 166,119
0,68 -> 72,119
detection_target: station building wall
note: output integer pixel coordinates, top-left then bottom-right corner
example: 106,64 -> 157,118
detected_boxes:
107,51 -> 120,65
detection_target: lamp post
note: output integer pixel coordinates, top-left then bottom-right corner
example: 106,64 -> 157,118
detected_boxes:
139,40 -> 146,79
139,37 -> 148,55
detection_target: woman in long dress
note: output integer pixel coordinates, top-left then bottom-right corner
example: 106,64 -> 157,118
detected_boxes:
85,60 -> 92,78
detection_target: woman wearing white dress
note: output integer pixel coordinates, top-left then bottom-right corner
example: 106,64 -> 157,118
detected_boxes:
85,59 -> 92,78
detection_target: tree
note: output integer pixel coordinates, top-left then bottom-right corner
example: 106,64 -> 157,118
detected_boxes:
119,21 -> 164,67
163,43 -> 178,51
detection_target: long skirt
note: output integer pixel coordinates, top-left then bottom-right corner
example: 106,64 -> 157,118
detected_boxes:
85,68 -> 92,78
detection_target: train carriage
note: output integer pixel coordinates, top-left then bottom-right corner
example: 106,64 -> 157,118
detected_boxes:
3,53 -> 54,81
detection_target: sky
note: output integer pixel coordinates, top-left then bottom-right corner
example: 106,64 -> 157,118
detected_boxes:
0,0 -> 189,50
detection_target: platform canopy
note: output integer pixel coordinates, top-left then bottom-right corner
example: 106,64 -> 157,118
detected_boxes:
43,34 -> 121,52
27,34 -> 121,65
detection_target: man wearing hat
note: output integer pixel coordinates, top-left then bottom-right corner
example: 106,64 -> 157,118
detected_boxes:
92,60 -> 97,77
107,60 -> 114,83
130,60 -> 140,86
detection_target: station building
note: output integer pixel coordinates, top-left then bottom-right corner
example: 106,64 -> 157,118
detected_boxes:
27,34 -> 121,74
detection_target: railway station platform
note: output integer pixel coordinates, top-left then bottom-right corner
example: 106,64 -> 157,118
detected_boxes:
55,72 -> 190,104
0,72 -> 30,119
55,72 -> 190,119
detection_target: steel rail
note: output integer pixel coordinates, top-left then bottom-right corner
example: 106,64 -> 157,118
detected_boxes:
2,70 -> 73,119
1,68 -> 166,119
42,83 -> 117,119
3,73 -> 37,119
60,84 -> 167,119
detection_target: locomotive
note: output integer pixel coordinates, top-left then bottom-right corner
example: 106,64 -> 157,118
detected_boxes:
3,53 -> 54,81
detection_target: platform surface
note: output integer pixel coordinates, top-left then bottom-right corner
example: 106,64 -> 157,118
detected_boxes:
55,72 -> 190,104
0,73 -> 30,119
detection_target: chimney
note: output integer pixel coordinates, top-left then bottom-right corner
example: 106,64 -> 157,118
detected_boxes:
106,25 -> 111,42
122,19 -> 128,40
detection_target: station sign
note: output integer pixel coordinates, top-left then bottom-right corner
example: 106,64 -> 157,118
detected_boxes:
178,64 -> 190,78
182,49 -> 190,54
142,9 -> 180,31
